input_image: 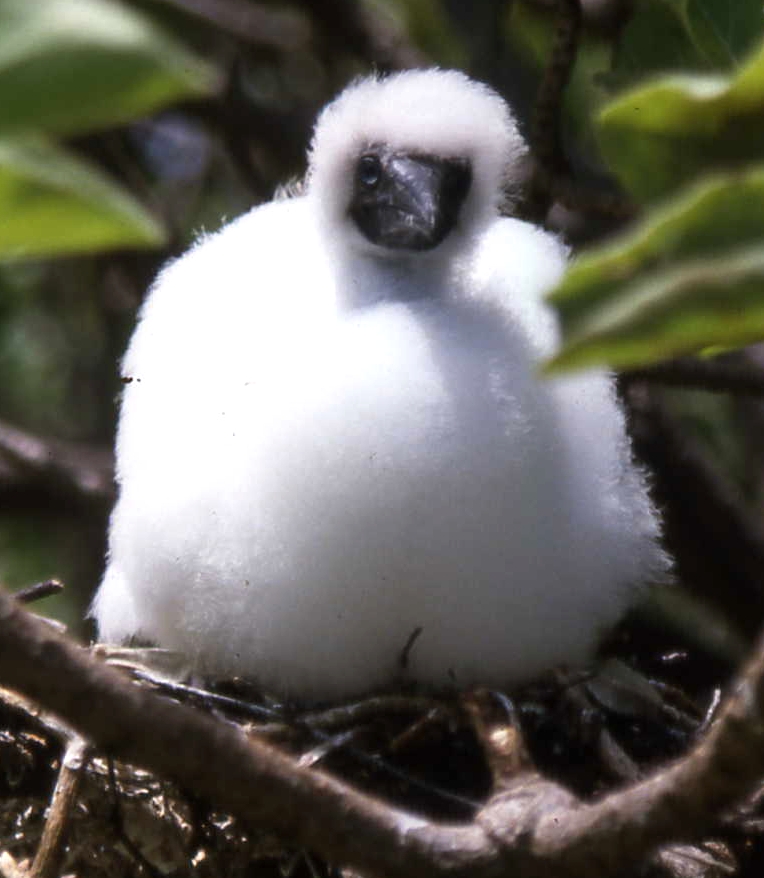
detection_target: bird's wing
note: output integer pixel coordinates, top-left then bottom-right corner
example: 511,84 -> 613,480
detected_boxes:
470,215 -> 568,359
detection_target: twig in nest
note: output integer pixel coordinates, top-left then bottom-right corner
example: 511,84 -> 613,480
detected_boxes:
651,840 -> 737,877
106,758 -> 164,878
129,669 -> 283,723
128,663 -> 476,812
462,690 -> 533,790
29,736 -> 92,878
14,581 -> 64,606
297,728 -> 365,769
0,853 -> 28,878
6,591 -> 764,877
298,695 -> 441,733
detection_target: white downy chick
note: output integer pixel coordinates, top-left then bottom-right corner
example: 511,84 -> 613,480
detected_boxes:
93,69 -> 668,700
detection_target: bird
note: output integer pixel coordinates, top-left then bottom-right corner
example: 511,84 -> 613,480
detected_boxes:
92,68 -> 669,701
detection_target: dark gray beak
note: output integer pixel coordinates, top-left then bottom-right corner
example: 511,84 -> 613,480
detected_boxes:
349,150 -> 472,251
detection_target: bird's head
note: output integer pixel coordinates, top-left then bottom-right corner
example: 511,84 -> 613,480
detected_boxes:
306,69 -> 526,260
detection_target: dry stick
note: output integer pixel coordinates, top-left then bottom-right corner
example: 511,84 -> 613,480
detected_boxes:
0,854 -> 27,878
30,737 -> 92,878
5,593 -> 764,877
14,581 -> 64,606
127,669 -> 474,808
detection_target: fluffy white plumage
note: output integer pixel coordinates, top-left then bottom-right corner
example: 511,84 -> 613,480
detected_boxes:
93,69 -> 668,699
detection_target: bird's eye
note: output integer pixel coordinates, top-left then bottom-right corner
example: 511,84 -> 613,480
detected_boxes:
357,154 -> 382,190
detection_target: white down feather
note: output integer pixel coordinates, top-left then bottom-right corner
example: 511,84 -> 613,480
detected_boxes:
93,69 -> 668,699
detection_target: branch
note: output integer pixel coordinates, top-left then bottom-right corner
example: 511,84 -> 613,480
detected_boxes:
523,0 -> 635,222
0,590 -> 487,878
3,591 -> 764,876
530,0 -> 582,180
523,0 -> 633,35
0,418 -> 114,507
304,0 -> 429,71
29,736 -> 92,878
14,581 -> 65,606
622,355 -> 764,396
151,0 -> 312,53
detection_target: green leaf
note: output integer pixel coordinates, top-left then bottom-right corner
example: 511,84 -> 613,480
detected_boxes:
546,167 -> 764,371
547,247 -> 764,372
611,0 -> 763,89
598,34 -> 764,201
0,0 -> 218,137
0,136 -> 166,260
678,0 -> 764,67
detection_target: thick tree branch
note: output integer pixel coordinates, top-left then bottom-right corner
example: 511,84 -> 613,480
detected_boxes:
3,590 -> 764,876
0,589 -> 492,878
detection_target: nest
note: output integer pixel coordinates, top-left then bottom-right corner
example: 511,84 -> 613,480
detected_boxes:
2,617 -> 758,878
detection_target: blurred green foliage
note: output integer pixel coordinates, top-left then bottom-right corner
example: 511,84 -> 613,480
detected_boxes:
0,136 -> 165,259
0,0 -> 218,625
547,168 -> 764,371
600,39 -> 764,202
549,6 -> 764,371
611,0 -> 762,83
0,0 -> 216,137
0,0 -> 216,261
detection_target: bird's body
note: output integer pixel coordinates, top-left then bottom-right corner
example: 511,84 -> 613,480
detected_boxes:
94,70 -> 667,699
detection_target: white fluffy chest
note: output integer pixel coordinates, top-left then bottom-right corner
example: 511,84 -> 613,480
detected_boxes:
99,204 -> 663,699
120,293 -> 560,545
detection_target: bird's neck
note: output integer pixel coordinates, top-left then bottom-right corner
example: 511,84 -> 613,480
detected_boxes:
334,243 -> 471,311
